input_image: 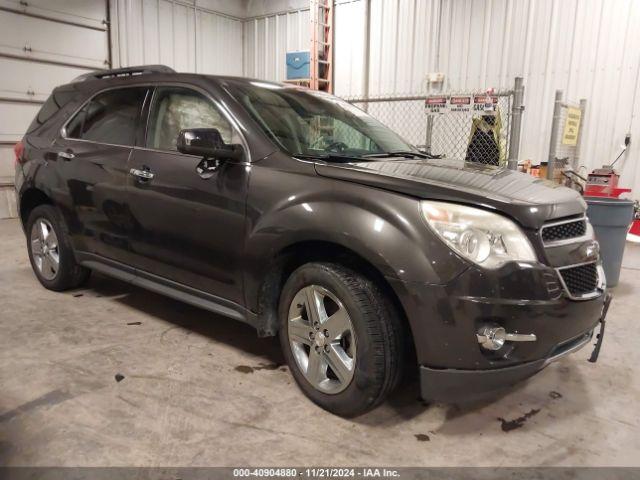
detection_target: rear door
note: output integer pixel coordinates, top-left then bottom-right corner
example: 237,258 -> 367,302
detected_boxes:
53,86 -> 149,263
124,85 -> 250,305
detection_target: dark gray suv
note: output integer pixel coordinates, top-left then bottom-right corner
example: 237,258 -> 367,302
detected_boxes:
14,65 -> 609,416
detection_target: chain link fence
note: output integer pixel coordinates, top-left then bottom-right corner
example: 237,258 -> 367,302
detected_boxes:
344,78 -> 524,168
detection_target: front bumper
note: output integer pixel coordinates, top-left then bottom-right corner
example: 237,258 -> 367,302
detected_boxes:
419,325 -> 599,403
389,262 -> 608,368
387,260 -> 610,402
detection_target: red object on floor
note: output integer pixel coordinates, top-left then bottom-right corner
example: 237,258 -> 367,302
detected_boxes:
630,219 -> 640,237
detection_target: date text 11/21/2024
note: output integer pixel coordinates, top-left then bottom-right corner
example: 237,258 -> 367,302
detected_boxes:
232,468 -> 400,478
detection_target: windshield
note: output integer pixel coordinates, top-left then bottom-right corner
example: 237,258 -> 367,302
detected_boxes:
226,81 -> 417,158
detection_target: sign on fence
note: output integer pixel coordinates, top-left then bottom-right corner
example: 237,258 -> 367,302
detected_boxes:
425,96 -> 448,114
426,95 -> 498,115
449,96 -> 472,113
562,106 -> 582,146
473,95 -> 498,113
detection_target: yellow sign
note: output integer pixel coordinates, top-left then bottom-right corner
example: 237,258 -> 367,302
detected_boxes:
562,107 -> 582,146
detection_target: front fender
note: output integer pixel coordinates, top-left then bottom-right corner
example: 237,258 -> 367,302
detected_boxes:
243,157 -> 468,312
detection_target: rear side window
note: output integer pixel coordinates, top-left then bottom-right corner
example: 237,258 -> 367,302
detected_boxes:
66,87 -> 148,146
27,89 -> 75,134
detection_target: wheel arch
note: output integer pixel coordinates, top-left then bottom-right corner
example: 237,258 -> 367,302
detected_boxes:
253,240 -> 415,355
19,187 -> 53,227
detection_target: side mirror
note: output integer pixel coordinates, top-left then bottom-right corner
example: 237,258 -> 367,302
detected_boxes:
176,128 -> 244,161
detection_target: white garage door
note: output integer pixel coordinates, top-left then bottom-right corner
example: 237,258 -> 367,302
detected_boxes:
0,0 -> 110,217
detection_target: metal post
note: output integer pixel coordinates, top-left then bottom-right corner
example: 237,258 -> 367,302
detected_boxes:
424,78 -> 442,155
425,115 -> 433,154
547,90 -> 563,180
507,76 -> 524,170
105,0 -> 113,68
361,0 -> 370,112
310,0 -> 317,91
572,98 -> 587,170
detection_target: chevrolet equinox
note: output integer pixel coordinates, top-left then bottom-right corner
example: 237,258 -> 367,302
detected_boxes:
14,65 -> 609,417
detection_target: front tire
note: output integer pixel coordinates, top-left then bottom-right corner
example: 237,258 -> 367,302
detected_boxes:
278,262 -> 404,417
26,205 -> 90,291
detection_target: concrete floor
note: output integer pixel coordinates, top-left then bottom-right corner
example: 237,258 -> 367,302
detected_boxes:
0,217 -> 639,467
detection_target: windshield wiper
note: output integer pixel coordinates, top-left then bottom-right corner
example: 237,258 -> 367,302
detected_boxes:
293,153 -> 371,162
363,150 -> 434,159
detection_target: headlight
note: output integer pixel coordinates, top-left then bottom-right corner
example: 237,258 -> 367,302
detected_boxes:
421,201 -> 537,269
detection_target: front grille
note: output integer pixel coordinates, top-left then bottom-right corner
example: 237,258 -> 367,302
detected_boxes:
559,263 -> 599,297
541,219 -> 586,243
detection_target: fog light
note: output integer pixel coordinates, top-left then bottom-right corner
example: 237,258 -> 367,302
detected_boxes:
477,326 -> 507,351
477,325 -> 537,350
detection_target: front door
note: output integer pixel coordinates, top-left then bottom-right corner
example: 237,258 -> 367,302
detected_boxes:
125,86 -> 249,306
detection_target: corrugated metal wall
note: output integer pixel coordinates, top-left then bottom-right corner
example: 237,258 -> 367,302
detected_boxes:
334,0 -> 365,96
243,8 -> 310,81
110,0 -> 244,75
244,0 -> 640,196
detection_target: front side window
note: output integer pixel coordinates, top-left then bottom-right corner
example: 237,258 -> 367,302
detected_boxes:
65,87 -> 148,146
224,81 -> 416,158
146,87 -> 234,152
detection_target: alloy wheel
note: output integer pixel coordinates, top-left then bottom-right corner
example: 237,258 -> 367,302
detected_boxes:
287,285 -> 357,394
30,218 -> 60,281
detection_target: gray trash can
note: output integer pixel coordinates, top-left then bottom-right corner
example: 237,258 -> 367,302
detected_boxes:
585,197 -> 634,287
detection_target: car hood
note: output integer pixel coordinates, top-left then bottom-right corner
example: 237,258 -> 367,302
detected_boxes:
314,157 -> 586,229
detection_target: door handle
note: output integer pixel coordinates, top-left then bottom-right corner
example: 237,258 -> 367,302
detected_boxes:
130,168 -> 155,180
57,150 -> 75,161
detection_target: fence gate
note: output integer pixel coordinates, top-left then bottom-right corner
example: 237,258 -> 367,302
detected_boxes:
345,78 -> 524,168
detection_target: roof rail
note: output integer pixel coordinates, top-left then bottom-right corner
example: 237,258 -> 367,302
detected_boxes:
71,65 -> 176,83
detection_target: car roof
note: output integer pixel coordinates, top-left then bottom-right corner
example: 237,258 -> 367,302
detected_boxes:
68,64 -> 288,91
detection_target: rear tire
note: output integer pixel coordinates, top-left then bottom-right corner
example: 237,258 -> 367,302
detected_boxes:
26,205 -> 90,291
278,262 -> 404,417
